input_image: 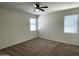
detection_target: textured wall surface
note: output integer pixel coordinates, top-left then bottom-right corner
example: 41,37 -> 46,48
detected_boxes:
38,7 -> 79,46
0,8 -> 37,49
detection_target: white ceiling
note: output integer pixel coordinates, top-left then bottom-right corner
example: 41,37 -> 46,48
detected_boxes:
0,2 -> 79,15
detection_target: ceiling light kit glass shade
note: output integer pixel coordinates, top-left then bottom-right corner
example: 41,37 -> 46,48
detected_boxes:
35,9 -> 39,11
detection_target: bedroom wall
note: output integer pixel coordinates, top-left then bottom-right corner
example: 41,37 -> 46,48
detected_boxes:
0,8 -> 37,49
38,7 -> 79,46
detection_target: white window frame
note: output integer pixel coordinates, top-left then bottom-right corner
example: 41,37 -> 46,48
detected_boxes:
64,15 -> 78,33
30,18 -> 36,31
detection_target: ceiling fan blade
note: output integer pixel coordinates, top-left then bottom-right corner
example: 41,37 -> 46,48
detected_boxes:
33,4 -> 37,7
40,6 -> 48,8
39,8 -> 45,11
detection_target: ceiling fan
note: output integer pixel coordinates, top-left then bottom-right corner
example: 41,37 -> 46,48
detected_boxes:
33,3 -> 48,12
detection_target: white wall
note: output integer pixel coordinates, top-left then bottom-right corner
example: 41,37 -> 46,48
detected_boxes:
38,7 -> 79,46
0,8 -> 37,49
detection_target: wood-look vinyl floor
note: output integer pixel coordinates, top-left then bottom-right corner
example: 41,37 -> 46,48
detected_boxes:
0,38 -> 79,56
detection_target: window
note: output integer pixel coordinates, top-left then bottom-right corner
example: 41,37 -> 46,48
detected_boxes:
30,18 -> 36,31
64,15 -> 78,33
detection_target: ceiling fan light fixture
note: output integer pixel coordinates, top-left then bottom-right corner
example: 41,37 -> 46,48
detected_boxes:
35,8 -> 39,12
33,3 -> 48,12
